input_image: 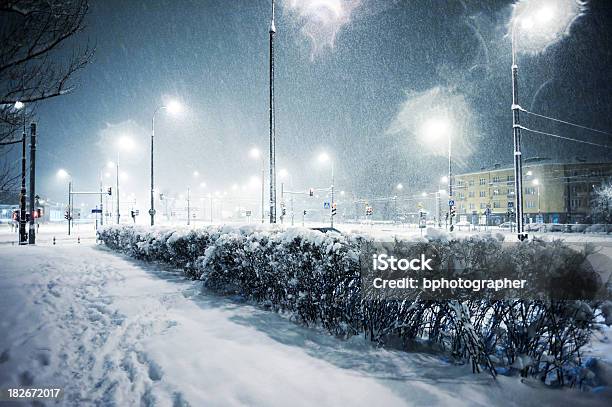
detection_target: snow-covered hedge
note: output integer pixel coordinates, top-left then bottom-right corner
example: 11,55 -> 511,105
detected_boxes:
97,225 -> 609,386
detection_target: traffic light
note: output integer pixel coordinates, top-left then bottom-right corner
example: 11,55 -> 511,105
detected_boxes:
331,202 -> 337,217
12,210 -> 18,221
309,188 -> 314,197
107,187 -> 112,195
303,210 -> 307,215
159,193 -> 164,201
282,207 -> 287,216
450,206 -> 456,218
365,206 -> 373,216
33,208 -> 42,218
64,211 -> 70,220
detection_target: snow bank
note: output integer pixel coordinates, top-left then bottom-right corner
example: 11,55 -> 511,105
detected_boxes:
98,225 -> 609,386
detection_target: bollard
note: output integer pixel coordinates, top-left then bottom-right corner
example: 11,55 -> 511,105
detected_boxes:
53,236 -> 56,245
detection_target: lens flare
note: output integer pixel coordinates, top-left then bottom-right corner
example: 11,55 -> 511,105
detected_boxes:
510,0 -> 585,54
283,0 -> 360,56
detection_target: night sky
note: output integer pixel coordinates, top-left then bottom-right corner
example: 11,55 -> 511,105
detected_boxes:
21,0 -> 612,207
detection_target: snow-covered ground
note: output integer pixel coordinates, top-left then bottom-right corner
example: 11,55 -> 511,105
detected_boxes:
1,238 -> 610,406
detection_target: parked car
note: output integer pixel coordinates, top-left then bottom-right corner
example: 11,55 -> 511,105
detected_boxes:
310,227 -> 342,234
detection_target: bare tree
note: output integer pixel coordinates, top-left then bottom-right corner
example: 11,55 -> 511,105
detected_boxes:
0,0 -> 94,193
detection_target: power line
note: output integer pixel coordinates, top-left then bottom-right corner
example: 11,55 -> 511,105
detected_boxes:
518,125 -> 612,149
519,107 -> 612,137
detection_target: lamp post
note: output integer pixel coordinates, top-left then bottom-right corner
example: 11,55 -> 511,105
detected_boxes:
395,183 -> 403,223
115,136 -> 134,224
533,179 -> 541,215
318,152 -> 335,228
150,100 -> 182,226
250,148 -> 265,223
421,118 -> 453,231
14,101 -> 27,244
269,0 -> 277,224
279,168 -> 293,225
508,0 -> 582,239
57,169 -> 72,235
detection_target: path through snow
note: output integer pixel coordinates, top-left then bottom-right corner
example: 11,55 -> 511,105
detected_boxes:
0,243 -> 608,406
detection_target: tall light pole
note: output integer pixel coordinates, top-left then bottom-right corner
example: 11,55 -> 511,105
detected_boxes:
150,100 -> 182,226
250,147 -> 265,223
421,118 -> 453,231
115,136 -> 134,224
395,183 -> 403,223
57,169 -> 71,235
269,0 -> 277,224
279,168 -> 293,225
533,179 -> 541,215
318,152 -> 335,228
510,22 -> 527,241
14,101 -> 27,244
508,0 -> 582,240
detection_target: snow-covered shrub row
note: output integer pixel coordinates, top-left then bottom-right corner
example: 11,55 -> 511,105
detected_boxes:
97,225 -> 608,385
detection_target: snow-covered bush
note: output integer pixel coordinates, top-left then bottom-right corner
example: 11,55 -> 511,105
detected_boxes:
97,225 -> 608,385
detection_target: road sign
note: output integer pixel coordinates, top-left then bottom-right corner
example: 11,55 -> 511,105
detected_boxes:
323,202 -> 330,209
246,210 -> 252,217
91,208 -> 102,214
448,200 -> 455,206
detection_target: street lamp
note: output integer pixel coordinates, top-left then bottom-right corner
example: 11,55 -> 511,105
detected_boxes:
115,136 -> 134,224
150,99 -> 183,226
421,117 -> 453,231
509,0 -> 582,240
13,101 -> 28,244
278,168 -> 294,225
317,152 -> 335,228
57,169 -> 72,235
250,147 -> 265,223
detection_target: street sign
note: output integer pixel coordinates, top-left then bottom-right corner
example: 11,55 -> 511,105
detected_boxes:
91,208 -> 102,214
323,202 -> 330,209
448,200 -> 455,206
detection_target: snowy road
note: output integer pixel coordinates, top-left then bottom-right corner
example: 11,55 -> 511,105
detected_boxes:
0,243 -> 609,406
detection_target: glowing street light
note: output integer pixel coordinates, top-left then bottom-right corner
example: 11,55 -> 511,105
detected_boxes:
150,99 -> 184,226
57,169 -> 70,179
421,116 -> 454,231
396,183 -> 404,191
508,0 -> 583,240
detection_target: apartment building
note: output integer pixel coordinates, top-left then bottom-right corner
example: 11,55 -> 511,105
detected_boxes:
452,158 -> 612,225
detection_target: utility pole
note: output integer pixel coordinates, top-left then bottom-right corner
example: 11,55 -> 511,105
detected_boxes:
28,123 -> 36,244
269,0 -> 277,224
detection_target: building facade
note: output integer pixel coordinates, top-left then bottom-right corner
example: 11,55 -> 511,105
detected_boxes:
453,159 -> 612,225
